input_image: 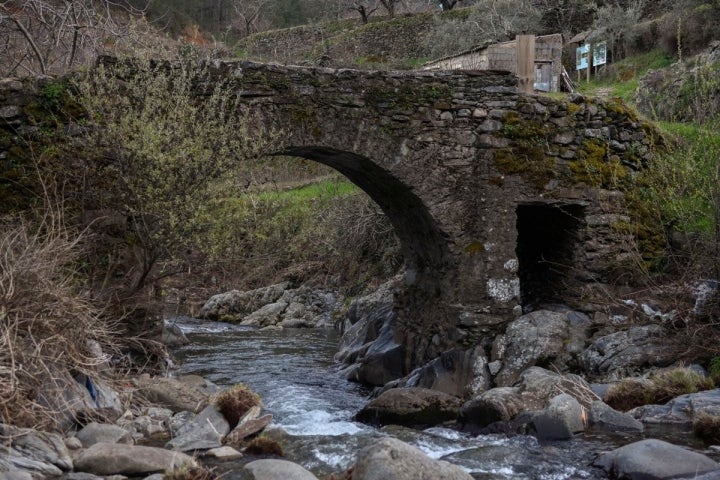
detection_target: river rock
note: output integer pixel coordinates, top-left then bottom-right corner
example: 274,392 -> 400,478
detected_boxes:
202,446 -> 243,460
224,414 -> 273,444
580,325 -> 676,381
335,279 -> 405,386
461,367 -> 596,429
629,389 -> 720,426
199,282 -> 289,321
35,366 -> 123,430
355,387 -> 462,428
243,459 -> 318,480
594,439 -> 719,479
240,301 -> 288,327
165,404 -> 230,451
2,466 -> 33,480
589,401 -> 644,433
133,376 -> 210,413
493,310 -> 571,387
391,347 -> 490,398
352,437 -> 473,480
532,393 -> 585,440
0,424 -> 73,476
160,322 -> 189,346
74,443 -> 196,475
75,423 -> 133,447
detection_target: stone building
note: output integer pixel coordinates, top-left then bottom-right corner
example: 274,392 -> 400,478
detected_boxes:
422,34 -> 564,92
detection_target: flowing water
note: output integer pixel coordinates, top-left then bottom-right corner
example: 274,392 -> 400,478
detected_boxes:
169,316 -> 709,479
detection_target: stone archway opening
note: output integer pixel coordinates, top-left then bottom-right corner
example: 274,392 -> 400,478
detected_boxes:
280,146 -> 451,293
515,202 -> 585,310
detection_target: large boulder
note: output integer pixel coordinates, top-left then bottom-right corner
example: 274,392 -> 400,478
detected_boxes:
352,437 -> 472,480
243,459 -> 318,480
532,393 -> 585,440
630,389 -> 720,427
75,423 -> 133,447
389,347 -> 490,398
594,439 -> 719,480
589,401 -> 644,433
133,375 -> 211,413
493,309 -> 592,387
165,404 -> 230,452
355,388 -> 462,428
0,425 -> 73,477
35,367 -> 123,430
199,283 -> 289,321
335,279 -> 405,386
580,325 -> 676,381
199,283 -> 340,327
74,443 -> 196,475
461,367 -> 595,429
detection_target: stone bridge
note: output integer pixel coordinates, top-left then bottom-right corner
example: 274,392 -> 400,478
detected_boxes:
180,59 -> 658,374
2,59 -> 661,379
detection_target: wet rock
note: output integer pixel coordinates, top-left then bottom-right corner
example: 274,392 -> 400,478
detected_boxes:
594,439 -> 719,480
75,423 -> 133,447
165,404 -> 230,452
580,325 -> 675,380
35,367 -> 123,430
134,376 -> 210,413
461,367 -> 595,429
74,443 -> 196,475
629,389 -> 720,426
199,283 -> 289,321
532,394 -> 585,440
494,310 -> 590,387
0,424 -> 72,476
352,437 -> 473,480
243,459 -> 318,480
355,388 -> 462,428
589,401 -> 644,433
335,279 -> 405,386
202,446 -> 243,460
241,301 -> 288,327
392,347 -> 490,398
224,414 -> 273,444
160,322 -> 189,346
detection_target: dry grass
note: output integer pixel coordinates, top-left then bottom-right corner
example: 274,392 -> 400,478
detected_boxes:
215,383 -> 262,429
164,464 -> 218,480
244,435 -> 284,456
693,412 -> 720,445
606,368 -> 715,412
0,213 -> 119,429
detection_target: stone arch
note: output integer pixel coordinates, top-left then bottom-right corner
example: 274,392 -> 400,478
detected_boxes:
281,146 -> 450,292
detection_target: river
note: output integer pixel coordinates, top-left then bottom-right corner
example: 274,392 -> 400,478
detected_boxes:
168,316 -> 674,479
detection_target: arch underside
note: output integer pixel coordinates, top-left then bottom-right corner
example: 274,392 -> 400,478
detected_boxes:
281,146 -> 450,292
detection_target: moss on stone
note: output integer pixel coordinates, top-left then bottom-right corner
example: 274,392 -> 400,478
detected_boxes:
569,138 -> 628,188
464,242 -> 484,255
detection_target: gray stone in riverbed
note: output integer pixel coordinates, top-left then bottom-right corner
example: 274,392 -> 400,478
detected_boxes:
355,387 -> 462,429
0,424 -> 73,476
594,439 -> 719,480
352,437 -> 472,480
243,459 -> 318,480
589,401 -> 643,433
532,393 -> 585,440
75,422 -> 133,447
74,443 -> 195,475
630,388 -> 720,426
165,404 -> 229,452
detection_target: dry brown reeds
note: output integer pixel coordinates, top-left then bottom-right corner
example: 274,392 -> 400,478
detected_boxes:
215,383 -> 262,429
244,435 -> 284,456
0,211 -> 119,429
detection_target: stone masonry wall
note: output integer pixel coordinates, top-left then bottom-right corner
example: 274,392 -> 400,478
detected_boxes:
1,59 -> 662,370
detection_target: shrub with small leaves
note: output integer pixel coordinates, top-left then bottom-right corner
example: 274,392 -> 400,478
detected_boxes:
215,384 -> 262,428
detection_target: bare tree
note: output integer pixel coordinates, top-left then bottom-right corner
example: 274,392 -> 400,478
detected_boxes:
350,0 -> 378,23
0,0 -> 147,76
231,0 -> 268,37
379,0 -> 399,16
